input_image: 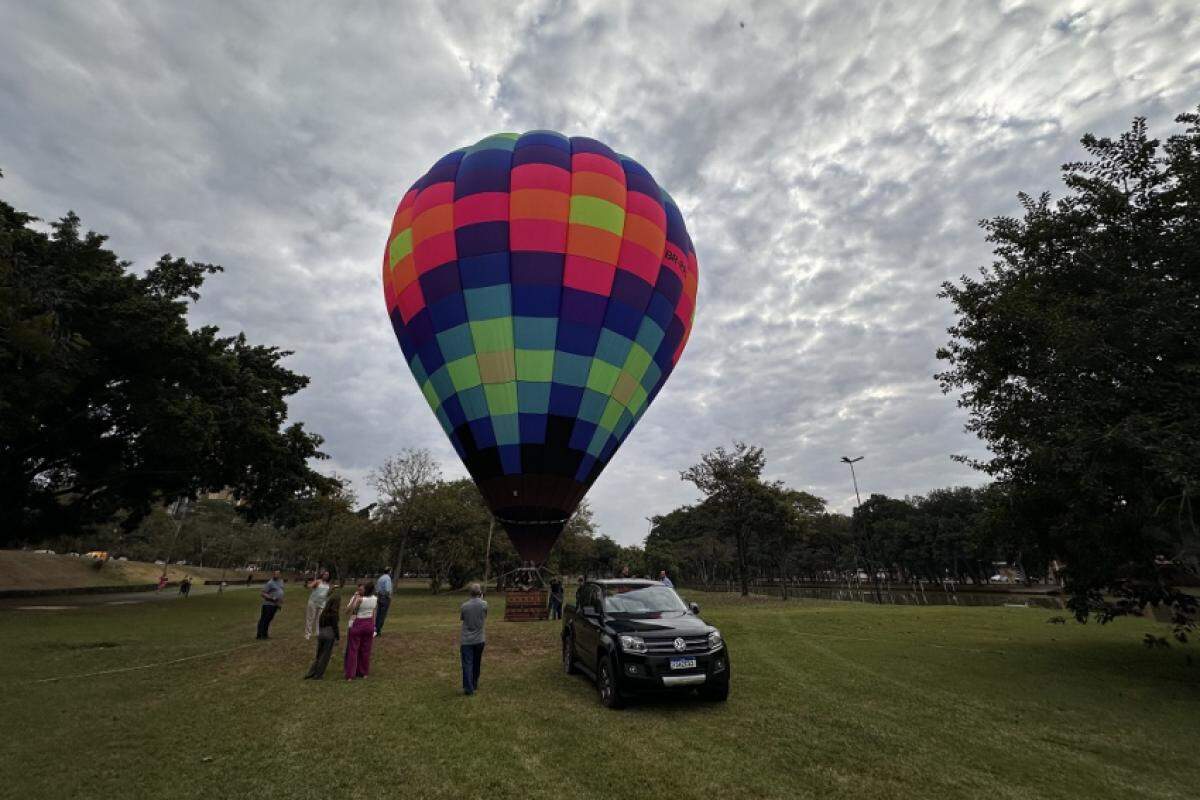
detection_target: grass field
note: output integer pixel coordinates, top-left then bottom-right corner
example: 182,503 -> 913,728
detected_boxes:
1,585 -> 1196,800
0,549 -> 248,591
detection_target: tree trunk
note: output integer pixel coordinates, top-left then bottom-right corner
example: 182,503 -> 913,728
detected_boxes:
392,530 -> 409,580
736,530 -> 749,596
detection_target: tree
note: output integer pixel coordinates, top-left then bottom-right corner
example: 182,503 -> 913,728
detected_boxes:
406,478 -> 491,592
768,489 -> 826,597
0,195 -> 330,542
552,501 -> 599,578
369,448 -> 441,576
647,503 -> 734,588
283,481 -> 382,579
681,442 -> 776,596
937,110 -> 1200,639
793,512 -> 853,582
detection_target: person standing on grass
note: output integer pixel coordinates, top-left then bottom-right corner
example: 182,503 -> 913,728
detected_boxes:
256,570 -> 285,640
548,577 -> 564,620
459,582 -> 487,696
304,570 -> 332,640
344,580 -> 377,680
374,567 -> 394,637
343,581 -> 364,661
303,593 -> 341,680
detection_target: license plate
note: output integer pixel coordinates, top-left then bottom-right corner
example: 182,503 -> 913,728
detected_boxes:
669,657 -> 697,670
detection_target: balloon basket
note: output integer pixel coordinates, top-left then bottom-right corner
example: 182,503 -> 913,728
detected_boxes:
504,589 -> 549,622
500,564 -> 550,622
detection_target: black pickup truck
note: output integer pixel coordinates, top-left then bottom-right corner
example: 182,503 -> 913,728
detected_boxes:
561,578 -> 730,708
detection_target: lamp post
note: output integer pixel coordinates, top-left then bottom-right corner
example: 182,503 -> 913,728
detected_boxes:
841,455 -> 880,603
840,456 -> 863,508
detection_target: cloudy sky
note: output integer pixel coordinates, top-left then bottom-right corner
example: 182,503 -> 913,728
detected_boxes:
3,1 -> 1197,544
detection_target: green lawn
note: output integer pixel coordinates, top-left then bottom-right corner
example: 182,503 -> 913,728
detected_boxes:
1,586 -> 1196,800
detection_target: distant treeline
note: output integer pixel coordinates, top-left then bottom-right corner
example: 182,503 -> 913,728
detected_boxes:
645,444 -> 1044,592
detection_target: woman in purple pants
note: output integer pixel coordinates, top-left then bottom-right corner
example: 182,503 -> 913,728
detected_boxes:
344,580 -> 377,680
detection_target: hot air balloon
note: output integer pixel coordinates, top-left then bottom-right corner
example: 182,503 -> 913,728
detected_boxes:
382,131 -> 698,577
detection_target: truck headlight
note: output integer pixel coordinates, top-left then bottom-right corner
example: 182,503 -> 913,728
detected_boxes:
619,635 -> 646,653
707,630 -> 723,650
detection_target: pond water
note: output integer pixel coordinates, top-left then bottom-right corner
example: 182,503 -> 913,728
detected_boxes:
692,583 -> 1067,609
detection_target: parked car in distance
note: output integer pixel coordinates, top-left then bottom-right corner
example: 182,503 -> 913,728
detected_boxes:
562,579 -> 730,709
32,549 -> 56,555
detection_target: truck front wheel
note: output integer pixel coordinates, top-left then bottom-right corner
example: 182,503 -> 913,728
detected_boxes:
703,680 -> 730,702
597,655 -> 625,709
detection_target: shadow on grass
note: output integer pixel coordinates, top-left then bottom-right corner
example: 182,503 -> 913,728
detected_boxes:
42,640 -> 125,651
557,669 -> 728,717
1010,636 -> 1199,689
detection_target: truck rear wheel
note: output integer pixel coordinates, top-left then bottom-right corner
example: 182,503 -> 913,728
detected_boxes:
597,655 -> 625,709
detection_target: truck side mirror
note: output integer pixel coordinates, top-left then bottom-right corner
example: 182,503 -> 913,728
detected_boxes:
689,602 -> 701,615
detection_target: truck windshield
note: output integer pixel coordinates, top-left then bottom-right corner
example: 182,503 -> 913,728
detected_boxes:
601,585 -> 688,616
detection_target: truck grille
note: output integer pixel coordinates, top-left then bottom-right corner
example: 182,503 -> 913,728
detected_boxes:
643,634 -> 709,655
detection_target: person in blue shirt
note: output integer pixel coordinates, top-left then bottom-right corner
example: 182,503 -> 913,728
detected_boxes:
374,567 -> 394,637
256,570 -> 284,640
659,570 -> 674,588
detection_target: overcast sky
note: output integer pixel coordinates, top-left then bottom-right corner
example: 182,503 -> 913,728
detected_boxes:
3,1 -> 1198,545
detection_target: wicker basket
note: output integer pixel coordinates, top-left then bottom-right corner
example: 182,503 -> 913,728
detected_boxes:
503,588 -> 549,621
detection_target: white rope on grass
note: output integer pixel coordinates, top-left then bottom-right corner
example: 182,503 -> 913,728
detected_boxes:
27,642 -> 259,684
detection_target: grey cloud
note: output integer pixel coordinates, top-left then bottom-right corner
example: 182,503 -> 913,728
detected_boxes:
3,0 -> 1198,543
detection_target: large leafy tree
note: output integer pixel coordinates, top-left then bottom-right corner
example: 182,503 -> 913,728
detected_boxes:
646,504 -> 733,588
681,442 -> 768,596
369,447 -> 441,576
937,110 -> 1200,636
680,442 -> 813,596
0,194 -> 330,543
405,478 -> 492,592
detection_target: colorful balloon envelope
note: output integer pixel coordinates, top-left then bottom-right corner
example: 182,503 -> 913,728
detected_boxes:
382,131 -> 698,563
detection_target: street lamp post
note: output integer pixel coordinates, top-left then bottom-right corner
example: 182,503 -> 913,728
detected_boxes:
841,455 -> 880,604
840,456 -> 863,507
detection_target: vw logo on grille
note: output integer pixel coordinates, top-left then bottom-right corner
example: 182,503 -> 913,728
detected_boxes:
673,637 -> 686,652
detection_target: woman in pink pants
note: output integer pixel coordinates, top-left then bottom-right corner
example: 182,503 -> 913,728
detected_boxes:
344,580 -> 378,680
